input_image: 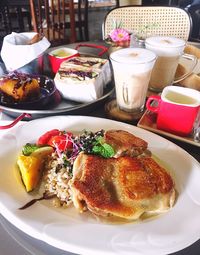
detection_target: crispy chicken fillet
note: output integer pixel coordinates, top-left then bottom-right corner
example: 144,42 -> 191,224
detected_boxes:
104,130 -> 148,157
70,154 -> 175,220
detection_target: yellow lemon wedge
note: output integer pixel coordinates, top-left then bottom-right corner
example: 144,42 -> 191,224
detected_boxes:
17,146 -> 53,192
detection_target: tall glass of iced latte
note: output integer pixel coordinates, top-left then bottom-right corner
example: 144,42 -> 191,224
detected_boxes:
145,36 -> 186,92
110,48 -> 156,113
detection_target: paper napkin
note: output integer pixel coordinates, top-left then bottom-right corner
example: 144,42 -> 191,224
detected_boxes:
1,32 -> 50,71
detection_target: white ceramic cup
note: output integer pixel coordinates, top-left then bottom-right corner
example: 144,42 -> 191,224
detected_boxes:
110,48 -> 156,113
145,36 -> 197,92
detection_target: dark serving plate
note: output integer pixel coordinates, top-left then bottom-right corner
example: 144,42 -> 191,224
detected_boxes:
0,81 -> 114,119
0,75 -> 61,110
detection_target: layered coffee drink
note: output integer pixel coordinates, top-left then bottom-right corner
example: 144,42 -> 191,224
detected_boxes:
145,36 -> 186,92
110,48 -> 156,113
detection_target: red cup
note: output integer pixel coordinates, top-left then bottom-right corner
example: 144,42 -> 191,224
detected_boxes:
48,47 -> 79,73
146,86 -> 200,136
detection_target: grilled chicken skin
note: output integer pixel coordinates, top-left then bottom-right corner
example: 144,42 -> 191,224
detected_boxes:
70,153 -> 175,220
104,130 -> 148,157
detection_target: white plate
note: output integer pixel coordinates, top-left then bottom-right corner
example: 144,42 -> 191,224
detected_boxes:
0,215 -> 74,255
0,116 -> 200,255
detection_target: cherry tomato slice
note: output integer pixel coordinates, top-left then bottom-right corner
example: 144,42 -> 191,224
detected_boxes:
37,129 -> 60,145
47,133 -> 73,151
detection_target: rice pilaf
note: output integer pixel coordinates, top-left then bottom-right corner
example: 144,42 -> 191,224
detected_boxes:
43,152 -> 73,207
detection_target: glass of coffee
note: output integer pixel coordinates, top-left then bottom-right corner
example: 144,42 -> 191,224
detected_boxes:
145,36 -> 197,92
110,48 -> 156,114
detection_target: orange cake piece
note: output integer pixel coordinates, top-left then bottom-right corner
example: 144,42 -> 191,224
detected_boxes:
0,72 -> 40,101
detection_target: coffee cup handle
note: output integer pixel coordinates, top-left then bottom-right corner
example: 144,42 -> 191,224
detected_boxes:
146,95 -> 161,113
174,53 -> 198,83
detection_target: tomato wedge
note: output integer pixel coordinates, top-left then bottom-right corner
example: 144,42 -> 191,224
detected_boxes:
47,133 -> 73,151
37,129 -> 60,145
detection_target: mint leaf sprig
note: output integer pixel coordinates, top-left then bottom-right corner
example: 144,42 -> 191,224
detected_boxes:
92,136 -> 115,158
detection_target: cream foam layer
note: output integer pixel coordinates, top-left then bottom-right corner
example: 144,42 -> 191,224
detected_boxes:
145,36 -> 186,56
110,48 -> 156,73
110,48 -> 156,64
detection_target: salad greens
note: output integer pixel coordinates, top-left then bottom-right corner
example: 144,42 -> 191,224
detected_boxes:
22,143 -> 40,156
22,130 -> 115,161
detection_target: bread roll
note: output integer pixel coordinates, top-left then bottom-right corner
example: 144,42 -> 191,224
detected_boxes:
174,44 -> 200,91
27,33 -> 43,45
184,44 -> 200,59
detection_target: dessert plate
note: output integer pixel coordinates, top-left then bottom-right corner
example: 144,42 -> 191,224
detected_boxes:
0,75 -> 60,110
0,82 -> 114,119
0,116 -> 200,255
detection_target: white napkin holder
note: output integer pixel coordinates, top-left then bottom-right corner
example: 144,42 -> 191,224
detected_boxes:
1,32 -> 50,73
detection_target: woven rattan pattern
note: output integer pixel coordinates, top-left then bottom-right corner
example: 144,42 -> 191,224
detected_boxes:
103,6 -> 191,41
